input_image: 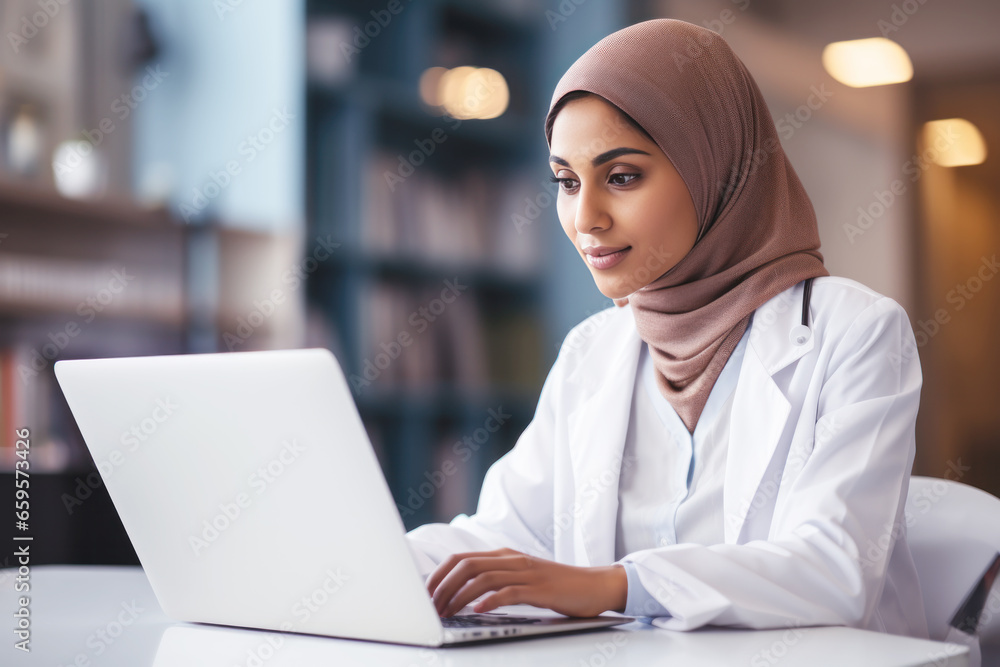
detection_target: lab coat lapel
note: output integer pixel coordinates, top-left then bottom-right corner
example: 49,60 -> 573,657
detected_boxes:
564,284 -> 816,560
724,287 -> 816,543
566,324 -> 642,567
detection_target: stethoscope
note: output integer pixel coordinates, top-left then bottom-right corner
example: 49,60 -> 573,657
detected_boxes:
789,277 -> 815,346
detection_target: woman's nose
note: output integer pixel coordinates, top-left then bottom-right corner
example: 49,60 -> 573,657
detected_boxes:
573,186 -> 611,234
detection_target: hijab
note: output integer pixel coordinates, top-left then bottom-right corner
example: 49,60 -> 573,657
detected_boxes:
544,18 -> 830,434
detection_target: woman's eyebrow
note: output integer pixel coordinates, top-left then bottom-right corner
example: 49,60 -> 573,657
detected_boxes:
549,147 -> 651,168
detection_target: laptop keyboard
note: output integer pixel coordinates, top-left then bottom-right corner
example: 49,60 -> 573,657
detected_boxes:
440,614 -> 543,628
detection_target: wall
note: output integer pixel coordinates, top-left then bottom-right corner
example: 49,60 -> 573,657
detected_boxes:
132,0 -> 305,233
131,0 -> 307,351
659,0 -> 917,314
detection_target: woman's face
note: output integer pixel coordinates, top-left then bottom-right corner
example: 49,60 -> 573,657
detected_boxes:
548,94 -> 699,300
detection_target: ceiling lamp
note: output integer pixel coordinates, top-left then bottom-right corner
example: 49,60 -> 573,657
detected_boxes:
922,118 -> 987,167
822,37 -> 913,87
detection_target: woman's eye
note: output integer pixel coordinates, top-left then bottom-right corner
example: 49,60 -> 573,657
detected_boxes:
549,175 -> 579,192
547,172 -> 637,192
609,172 -> 639,186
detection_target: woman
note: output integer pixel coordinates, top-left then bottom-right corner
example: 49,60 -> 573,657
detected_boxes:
406,18 -> 929,639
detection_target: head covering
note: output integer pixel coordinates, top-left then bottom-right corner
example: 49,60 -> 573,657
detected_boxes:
544,19 -> 829,434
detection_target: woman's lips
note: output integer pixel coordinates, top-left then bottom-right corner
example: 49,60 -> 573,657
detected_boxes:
583,245 -> 631,270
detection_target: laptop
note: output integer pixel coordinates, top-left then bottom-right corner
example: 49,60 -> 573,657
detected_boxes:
53,348 -> 632,646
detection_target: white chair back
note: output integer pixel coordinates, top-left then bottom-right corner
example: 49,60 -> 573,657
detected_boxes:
904,475 -> 1000,644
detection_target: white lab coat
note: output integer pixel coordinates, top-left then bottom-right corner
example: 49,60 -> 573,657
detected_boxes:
406,275 -> 930,639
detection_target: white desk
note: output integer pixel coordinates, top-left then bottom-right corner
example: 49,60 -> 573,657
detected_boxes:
2,566 -> 969,666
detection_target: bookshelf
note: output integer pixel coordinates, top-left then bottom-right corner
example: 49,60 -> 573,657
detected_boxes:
0,179 -> 188,564
305,0 -> 550,529
0,179 -> 302,564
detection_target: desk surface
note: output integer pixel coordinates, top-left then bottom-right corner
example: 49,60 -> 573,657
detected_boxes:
2,565 -> 969,667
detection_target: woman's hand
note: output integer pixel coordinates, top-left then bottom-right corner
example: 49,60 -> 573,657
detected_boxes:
425,547 -> 628,618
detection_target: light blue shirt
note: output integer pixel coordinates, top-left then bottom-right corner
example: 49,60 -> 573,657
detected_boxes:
616,315 -> 753,620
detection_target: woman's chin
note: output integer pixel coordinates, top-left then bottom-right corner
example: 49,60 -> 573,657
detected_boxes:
592,280 -> 634,302
588,257 -> 652,298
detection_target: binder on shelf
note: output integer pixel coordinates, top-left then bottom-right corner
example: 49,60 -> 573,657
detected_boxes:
397,284 -> 433,391
444,292 -> 489,390
356,280 -> 401,391
481,309 -> 545,392
432,429 -> 475,523
362,151 -> 402,255
0,343 -> 73,472
492,173 -> 547,276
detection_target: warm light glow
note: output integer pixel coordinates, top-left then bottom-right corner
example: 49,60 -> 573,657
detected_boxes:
418,66 -> 447,107
822,37 -> 913,87
922,118 -> 987,167
421,66 -> 509,119
439,66 -> 476,118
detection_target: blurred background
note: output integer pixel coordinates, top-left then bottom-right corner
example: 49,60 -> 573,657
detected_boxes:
0,0 -> 996,567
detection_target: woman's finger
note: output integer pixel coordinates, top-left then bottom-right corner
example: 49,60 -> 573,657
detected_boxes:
425,550 -> 497,596
440,569 -> 532,617
431,554 -> 528,615
425,548 -> 521,595
431,553 -> 531,616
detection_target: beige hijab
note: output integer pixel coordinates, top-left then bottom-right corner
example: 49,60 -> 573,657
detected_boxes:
544,19 -> 829,434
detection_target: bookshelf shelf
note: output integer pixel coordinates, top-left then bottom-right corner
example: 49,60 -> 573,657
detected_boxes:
355,386 -> 537,427
0,180 -> 174,230
439,0 -> 540,31
314,251 -> 542,294
0,183 -> 188,330
306,0 -> 549,529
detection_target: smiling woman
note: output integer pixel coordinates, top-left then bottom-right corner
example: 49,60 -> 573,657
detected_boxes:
405,17 -> 931,646
546,93 -> 699,299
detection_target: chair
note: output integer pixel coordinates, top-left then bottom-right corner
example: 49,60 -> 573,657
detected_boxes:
904,475 -> 1000,667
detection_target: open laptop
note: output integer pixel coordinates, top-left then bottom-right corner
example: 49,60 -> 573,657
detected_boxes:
53,348 -> 632,646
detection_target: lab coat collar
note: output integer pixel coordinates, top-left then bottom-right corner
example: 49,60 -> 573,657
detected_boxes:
746,284 -> 817,376
566,284 -> 817,566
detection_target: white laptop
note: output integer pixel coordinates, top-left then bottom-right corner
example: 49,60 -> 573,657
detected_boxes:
53,348 -> 632,646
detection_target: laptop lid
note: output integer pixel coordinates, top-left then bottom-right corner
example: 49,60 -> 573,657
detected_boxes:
54,348 -> 445,646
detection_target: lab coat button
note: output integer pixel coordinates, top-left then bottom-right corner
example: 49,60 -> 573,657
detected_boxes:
659,537 -> 669,547
789,324 -> 811,346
